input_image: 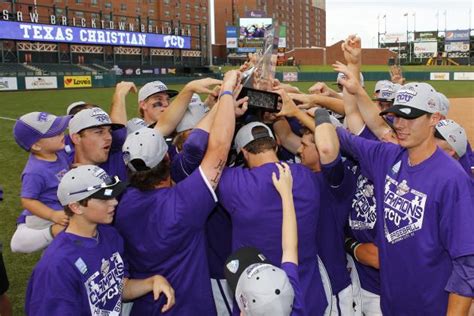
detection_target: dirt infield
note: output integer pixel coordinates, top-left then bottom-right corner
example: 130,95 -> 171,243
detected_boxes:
447,98 -> 474,145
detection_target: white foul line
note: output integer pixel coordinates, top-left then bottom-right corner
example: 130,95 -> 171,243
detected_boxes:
0,116 -> 16,122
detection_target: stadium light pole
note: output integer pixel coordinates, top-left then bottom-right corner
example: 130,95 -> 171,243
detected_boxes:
404,12 -> 409,64
208,0 -> 215,67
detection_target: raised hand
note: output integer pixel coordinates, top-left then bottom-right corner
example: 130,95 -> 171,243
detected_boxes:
332,61 -> 362,95
389,65 -> 406,85
186,77 -> 223,95
275,89 -> 299,118
308,82 -> 331,96
341,34 -> 362,66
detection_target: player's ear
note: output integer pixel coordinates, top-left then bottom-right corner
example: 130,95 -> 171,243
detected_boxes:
430,112 -> 441,127
241,148 -> 249,161
70,132 -> 81,145
68,202 -> 83,215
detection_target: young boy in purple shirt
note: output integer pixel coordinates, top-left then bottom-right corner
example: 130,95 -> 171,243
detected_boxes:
338,82 -> 474,315
114,70 -> 240,315
25,165 -> 175,316
11,112 -> 72,253
224,163 -> 303,315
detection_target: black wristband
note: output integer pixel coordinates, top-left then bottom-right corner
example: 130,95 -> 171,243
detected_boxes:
314,108 -> 331,126
345,237 -> 361,259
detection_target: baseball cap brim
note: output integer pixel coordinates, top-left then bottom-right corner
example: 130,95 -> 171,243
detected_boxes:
88,179 -> 127,200
147,90 -> 179,100
76,123 -> 125,134
224,247 -> 269,294
379,105 -> 428,119
45,115 -> 72,137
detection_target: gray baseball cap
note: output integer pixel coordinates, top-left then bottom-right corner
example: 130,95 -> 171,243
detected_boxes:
375,82 -> 397,102
138,80 -> 179,102
224,247 -> 295,316
380,82 -> 440,119
66,101 -> 86,115
126,117 -> 149,135
176,94 -> 208,133
234,122 -> 275,153
69,108 -> 124,134
122,127 -> 169,172
435,119 -> 467,157
374,80 -> 391,93
13,112 -> 71,151
436,92 -> 450,117
57,165 -> 126,206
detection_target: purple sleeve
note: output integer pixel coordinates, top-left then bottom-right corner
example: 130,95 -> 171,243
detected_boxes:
445,255 -> 474,297
358,125 -> 379,141
321,154 -> 345,187
171,129 -> 209,183
111,127 -> 127,152
281,262 -> 305,315
439,176 -> 474,259
21,173 -> 45,199
216,167 -> 236,214
336,127 -> 399,183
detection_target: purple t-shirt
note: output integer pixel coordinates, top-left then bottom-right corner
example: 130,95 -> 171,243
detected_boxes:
114,168 -> 218,316
170,128 -> 209,183
218,163 -> 327,316
25,225 -> 127,316
315,159 -> 354,295
347,126 -> 381,295
18,150 -> 72,223
458,142 -> 473,177
281,262 -> 305,316
337,127 -> 474,315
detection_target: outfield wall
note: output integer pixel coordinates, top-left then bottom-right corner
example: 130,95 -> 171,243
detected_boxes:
0,71 -> 472,92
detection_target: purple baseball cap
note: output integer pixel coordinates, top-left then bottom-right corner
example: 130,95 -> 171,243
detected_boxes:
13,112 -> 71,151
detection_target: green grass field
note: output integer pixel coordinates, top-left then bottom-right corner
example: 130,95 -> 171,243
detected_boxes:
0,78 -> 473,314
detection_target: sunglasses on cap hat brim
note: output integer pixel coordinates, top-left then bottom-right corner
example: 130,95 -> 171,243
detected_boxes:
379,105 -> 428,120
68,176 -> 127,200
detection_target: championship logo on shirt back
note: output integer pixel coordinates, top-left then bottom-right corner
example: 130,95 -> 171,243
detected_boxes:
383,176 -> 427,244
349,174 -> 377,230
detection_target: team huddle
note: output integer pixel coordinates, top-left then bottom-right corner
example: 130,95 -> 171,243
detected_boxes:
5,35 -> 474,315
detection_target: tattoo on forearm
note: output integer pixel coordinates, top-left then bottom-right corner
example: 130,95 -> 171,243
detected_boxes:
210,159 -> 226,188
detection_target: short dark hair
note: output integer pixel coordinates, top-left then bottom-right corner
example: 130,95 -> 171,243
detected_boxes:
244,136 -> 277,154
128,157 -> 170,191
64,197 -> 92,217
70,104 -> 99,116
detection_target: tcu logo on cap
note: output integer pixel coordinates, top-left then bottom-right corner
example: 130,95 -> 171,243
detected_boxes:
396,87 -> 417,103
38,112 -> 49,122
90,108 -> 110,123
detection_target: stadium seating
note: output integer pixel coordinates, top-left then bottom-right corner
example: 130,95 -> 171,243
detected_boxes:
0,63 -> 36,76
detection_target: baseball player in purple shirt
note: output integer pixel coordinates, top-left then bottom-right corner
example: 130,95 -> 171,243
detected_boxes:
25,165 -> 175,316
114,70 -> 240,315
337,81 -> 474,315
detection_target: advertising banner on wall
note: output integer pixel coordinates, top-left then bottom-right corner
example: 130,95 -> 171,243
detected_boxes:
430,72 -> 449,80
445,30 -> 470,41
64,76 -> 92,88
226,26 -> 238,48
0,77 -> 18,91
380,33 -> 407,44
445,41 -> 470,52
25,76 -> 57,89
414,42 -> 437,56
283,72 -> 298,82
0,21 -> 191,49
414,31 -> 437,42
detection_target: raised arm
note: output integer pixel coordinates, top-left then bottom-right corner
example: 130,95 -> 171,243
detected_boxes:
109,81 -> 137,125
313,108 -> 340,164
155,78 -> 222,136
272,163 -> 298,265
277,89 -> 315,131
200,71 -> 241,189
289,93 -> 345,115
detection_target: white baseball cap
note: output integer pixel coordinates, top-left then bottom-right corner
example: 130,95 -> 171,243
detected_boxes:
375,82 -> 397,102
234,122 -> 275,153
122,127 -> 169,172
224,247 -> 295,316
380,82 -> 440,119
435,119 -> 467,157
337,72 -> 365,87
126,117 -> 149,135
66,101 -> 86,115
436,92 -> 450,117
374,80 -> 392,93
138,80 -> 179,102
57,165 -> 126,206
176,94 -> 208,133
69,108 -> 124,134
